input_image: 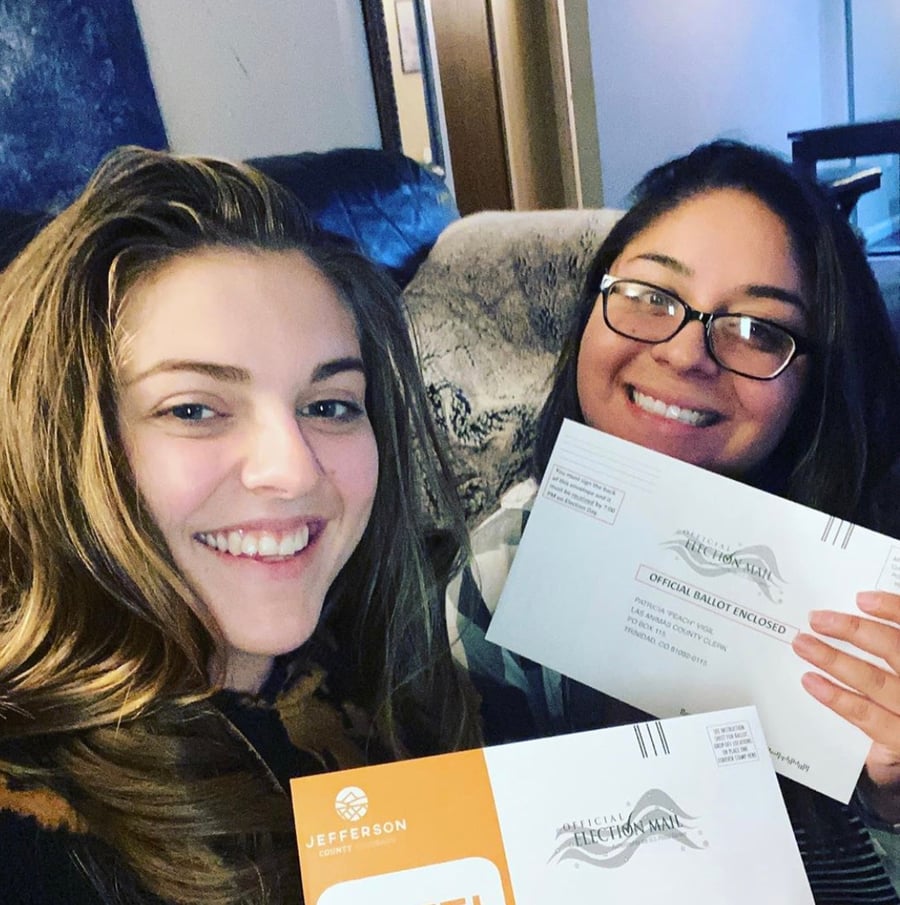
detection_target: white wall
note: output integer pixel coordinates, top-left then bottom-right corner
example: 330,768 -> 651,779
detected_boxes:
132,0 -> 381,159
381,0 -> 431,163
850,0 -> 900,242
817,0 -> 849,126
585,0 -> 825,206
851,0 -> 900,121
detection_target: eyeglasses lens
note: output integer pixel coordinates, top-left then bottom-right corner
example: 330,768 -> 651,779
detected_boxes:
708,316 -> 795,379
605,283 -> 682,342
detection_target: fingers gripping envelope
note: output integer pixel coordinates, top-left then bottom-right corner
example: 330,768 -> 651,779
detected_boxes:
487,419 -> 900,803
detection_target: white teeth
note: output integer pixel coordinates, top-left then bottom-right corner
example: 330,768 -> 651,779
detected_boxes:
632,389 -> 712,426
240,534 -> 258,556
199,526 -> 313,559
277,534 -> 294,556
258,534 -> 279,556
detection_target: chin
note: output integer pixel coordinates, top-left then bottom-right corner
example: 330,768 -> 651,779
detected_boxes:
223,617 -> 320,659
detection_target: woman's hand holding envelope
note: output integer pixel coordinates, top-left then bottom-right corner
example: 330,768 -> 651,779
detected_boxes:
792,591 -> 900,823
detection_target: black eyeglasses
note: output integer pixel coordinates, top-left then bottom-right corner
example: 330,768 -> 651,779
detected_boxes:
598,275 -> 813,380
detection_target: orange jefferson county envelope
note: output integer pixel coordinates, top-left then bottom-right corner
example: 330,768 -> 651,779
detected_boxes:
290,705 -> 813,904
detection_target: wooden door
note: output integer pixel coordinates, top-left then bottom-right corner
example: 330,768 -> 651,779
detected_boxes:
362,0 -> 599,213
428,0 -> 512,214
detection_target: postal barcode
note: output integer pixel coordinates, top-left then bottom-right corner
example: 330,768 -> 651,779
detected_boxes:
821,515 -> 854,549
634,722 -> 670,758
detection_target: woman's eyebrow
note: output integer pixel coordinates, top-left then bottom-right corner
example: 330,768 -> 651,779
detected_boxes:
630,252 -> 693,276
124,356 -> 366,388
124,360 -> 250,387
311,357 -> 365,382
743,284 -> 807,310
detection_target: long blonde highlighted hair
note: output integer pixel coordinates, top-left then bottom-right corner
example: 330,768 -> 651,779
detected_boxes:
0,147 -> 479,902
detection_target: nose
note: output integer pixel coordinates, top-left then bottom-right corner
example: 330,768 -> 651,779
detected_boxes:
649,319 -> 719,377
241,410 -> 323,498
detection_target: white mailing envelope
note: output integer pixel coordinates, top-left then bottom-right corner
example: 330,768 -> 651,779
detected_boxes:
291,706 -> 813,904
486,419 -> 900,803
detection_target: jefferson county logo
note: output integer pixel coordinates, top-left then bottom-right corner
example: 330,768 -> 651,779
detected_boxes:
550,789 -> 705,868
662,530 -> 785,602
335,786 -> 368,822
305,787 -> 408,855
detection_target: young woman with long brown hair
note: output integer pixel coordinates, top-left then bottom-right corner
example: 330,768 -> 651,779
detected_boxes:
0,147 -> 479,904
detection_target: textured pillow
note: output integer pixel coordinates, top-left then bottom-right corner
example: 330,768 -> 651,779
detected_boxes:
249,148 -> 458,287
403,209 -> 623,523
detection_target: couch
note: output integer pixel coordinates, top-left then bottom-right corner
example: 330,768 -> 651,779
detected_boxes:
403,209 -> 621,522
248,148 -> 458,287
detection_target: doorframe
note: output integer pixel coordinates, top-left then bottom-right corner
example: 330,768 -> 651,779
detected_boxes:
359,0 -> 402,153
360,0 -> 450,179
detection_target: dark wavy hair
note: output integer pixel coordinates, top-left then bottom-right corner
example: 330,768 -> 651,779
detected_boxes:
535,140 -> 900,531
0,147 -> 479,902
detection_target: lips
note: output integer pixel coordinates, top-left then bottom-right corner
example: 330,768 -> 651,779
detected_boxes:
629,387 -> 720,427
195,524 -> 316,559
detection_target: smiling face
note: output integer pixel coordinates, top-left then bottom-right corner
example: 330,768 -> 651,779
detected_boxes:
116,248 -> 378,691
576,189 -> 810,476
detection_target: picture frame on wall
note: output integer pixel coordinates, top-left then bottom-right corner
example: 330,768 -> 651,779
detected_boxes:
395,0 -> 421,74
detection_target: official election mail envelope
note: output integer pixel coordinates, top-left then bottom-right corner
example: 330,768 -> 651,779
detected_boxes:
486,419 -> 900,803
291,706 -> 812,904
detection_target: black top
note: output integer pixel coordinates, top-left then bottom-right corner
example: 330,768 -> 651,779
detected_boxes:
0,641 -> 377,904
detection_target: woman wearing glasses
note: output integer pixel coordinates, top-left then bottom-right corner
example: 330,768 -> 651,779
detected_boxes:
449,141 -> 900,903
